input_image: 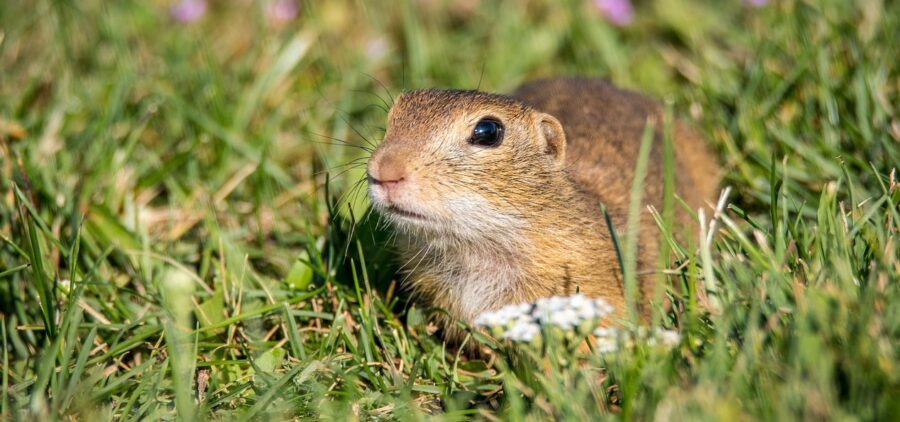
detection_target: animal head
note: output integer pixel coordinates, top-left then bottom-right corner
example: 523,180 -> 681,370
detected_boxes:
367,89 -> 568,242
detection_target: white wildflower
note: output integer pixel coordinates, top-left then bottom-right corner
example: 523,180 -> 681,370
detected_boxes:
655,329 -> 681,346
595,336 -> 618,353
593,326 -> 619,353
533,294 -> 614,329
543,307 -> 579,330
593,299 -> 615,316
593,327 -> 619,338
473,294 -> 616,342
57,278 -> 72,295
501,317 -> 541,342
474,303 -> 532,328
534,296 -> 559,314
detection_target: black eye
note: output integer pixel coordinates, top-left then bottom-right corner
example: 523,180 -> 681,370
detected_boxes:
469,118 -> 504,147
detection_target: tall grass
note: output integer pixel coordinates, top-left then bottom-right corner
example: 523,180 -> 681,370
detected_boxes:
0,0 -> 898,419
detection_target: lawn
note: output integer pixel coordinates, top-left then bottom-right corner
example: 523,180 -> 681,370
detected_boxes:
0,0 -> 898,419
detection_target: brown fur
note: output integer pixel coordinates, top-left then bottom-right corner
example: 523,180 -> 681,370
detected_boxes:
366,77 -> 719,342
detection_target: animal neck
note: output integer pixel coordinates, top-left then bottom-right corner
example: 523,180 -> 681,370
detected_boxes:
399,181 -> 617,322
510,177 -> 626,306
399,233 -> 522,322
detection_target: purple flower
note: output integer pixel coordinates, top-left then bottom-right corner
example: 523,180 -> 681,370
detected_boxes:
170,0 -> 207,23
594,0 -> 634,26
745,0 -> 768,6
267,0 -> 299,24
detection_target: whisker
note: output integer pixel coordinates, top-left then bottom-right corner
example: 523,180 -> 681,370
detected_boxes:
335,113 -> 379,151
308,132 -> 375,153
319,157 -> 369,173
362,72 -> 395,106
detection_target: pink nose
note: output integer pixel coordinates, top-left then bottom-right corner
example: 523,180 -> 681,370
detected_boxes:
368,150 -> 408,188
368,173 -> 405,186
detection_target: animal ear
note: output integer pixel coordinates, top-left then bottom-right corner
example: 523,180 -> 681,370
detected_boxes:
538,113 -> 566,164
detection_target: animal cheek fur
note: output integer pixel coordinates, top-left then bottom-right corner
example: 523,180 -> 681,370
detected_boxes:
411,178 -> 443,206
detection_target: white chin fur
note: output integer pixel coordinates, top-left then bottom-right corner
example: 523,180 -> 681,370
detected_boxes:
369,186 -> 524,242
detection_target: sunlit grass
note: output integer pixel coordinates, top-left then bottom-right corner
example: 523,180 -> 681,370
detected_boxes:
0,0 -> 898,419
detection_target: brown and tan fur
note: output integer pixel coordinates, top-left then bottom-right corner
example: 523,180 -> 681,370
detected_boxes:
366,77 -> 719,342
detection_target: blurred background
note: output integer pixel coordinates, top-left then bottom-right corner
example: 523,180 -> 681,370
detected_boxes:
0,0 -> 898,419
1,0 -> 782,287
1,0 -> 819,269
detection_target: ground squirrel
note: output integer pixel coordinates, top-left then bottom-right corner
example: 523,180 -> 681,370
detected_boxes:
366,77 -> 719,341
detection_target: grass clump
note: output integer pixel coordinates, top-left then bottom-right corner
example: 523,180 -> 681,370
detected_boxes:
1,0 -> 898,419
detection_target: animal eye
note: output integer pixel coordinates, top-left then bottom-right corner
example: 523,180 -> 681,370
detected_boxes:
469,118 -> 504,147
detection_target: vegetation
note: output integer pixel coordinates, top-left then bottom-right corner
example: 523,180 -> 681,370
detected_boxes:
0,0 -> 897,419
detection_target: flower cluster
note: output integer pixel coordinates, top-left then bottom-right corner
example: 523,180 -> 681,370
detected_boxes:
594,0 -> 634,26
169,0 -> 299,24
170,0 -> 207,23
474,294 -> 615,342
534,294 -> 615,330
592,0 -> 767,28
474,294 -> 682,354
592,326 -> 681,353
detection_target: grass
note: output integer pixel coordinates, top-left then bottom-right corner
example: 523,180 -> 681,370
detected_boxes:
1,0 -> 898,419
